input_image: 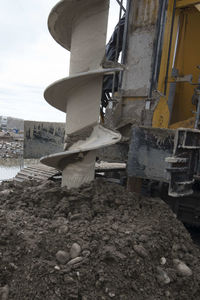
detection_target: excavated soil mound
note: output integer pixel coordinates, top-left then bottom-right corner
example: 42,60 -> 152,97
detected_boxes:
0,179 -> 200,300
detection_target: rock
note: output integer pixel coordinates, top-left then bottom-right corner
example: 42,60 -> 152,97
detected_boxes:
102,246 -> 126,261
133,245 -> 148,258
173,259 -> 192,277
115,250 -> 127,260
56,250 -> 69,264
70,214 -> 81,221
165,291 -> 171,297
111,223 -> 119,231
82,250 -> 90,258
125,230 -> 132,235
58,225 -> 69,234
64,275 -> 75,284
68,294 -> 79,299
160,257 -> 166,265
1,285 -> 9,300
9,262 -> 17,270
67,257 -> 83,266
109,292 -> 115,298
0,189 -> 11,196
70,243 -> 81,259
156,267 -> 171,285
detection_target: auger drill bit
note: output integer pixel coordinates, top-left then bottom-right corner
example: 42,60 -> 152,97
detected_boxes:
41,0 -> 121,188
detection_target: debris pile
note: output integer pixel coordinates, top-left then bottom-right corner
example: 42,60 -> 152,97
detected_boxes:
0,140 -> 23,158
0,179 -> 200,300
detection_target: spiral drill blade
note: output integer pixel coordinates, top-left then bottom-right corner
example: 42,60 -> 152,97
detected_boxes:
41,0 -> 122,188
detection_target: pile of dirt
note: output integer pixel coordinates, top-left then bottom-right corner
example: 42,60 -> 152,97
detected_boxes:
0,179 -> 200,300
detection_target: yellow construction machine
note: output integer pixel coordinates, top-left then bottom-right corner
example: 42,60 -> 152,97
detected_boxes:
100,0 -> 200,225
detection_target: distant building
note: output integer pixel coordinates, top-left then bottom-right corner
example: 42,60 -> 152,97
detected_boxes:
0,116 -> 24,132
1,116 -> 7,131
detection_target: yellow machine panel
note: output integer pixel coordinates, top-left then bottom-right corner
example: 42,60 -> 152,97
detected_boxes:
153,0 -> 200,128
171,7 -> 200,124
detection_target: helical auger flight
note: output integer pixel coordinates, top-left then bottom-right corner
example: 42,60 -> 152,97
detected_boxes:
41,0 -> 122,188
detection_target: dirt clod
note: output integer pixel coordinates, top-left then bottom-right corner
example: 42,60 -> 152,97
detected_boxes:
0,178 -> 200,299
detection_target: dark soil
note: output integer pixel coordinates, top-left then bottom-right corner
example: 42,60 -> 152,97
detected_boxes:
0,179 -> 200,300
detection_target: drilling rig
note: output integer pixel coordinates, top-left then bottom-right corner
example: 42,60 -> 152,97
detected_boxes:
41,0 -> 200,225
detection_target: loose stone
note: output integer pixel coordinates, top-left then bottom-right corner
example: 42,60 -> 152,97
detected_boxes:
58,225 -> 69,234
64,275 -> 75,284
0,190 -> 11,196
156,267 -> 171,285
67,257 -> 83,266
173,259 -> 192,277
56,250 -> 69,264
160,257 -> 167,265
109,292 -> 115,298
70,214 -> 81,221
70,243 -> 81,259
165,291 -> 171,297
133,244 -> 148,258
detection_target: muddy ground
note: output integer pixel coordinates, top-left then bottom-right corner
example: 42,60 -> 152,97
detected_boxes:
0,179 -> 200,300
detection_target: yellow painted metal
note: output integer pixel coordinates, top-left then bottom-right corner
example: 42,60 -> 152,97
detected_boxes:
152,0 -> 179,128
122,97 -> 146,102
170,7 -> 200,124
152,97 -> 170,128
157,0 -> 177,94
169,117 -> 195,128
176,0 -> 200,8
153,0 -> 200,129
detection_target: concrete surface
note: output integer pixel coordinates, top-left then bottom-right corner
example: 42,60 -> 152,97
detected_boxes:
24,121 -> 65,159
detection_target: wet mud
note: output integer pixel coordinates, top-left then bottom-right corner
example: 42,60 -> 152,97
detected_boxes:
0,179 -> 200,300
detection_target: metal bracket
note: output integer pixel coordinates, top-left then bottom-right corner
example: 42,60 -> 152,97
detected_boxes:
166,128 -> 200,197
168,74 -> 193,83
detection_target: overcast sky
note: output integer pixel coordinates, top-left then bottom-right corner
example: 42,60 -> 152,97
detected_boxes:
0,0 -> 122,122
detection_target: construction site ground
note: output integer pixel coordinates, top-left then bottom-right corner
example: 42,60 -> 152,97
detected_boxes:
0,133 -> 23,159
0,178 -> 200,300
